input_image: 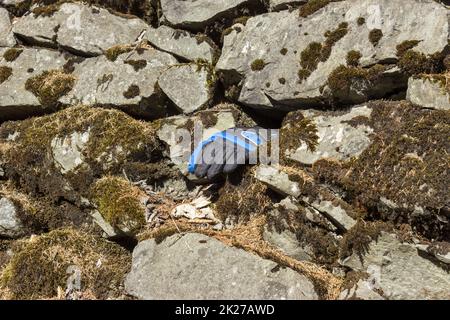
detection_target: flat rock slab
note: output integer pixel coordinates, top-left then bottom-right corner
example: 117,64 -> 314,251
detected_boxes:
0,48 -> 68,120
59,47 -> 177,118
407,76 -> 450,111
13,3 -> 148,55
158,63 -> 215,114
217,0 -> 449,109
0,8 -> 16,47
341,232 -> 450,300
160,0 -> 256,30
146,26 -> 217,63
125,233 -> 318,299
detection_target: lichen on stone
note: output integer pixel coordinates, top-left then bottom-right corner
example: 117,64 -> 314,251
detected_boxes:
251,59 -> 266,71
346,50 -> 362,67
124,59 -> 147,71
368,29 -> 383,46
123,84 -> 140,99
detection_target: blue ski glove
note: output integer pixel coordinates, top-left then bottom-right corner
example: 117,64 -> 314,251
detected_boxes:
188,127 -> 277,180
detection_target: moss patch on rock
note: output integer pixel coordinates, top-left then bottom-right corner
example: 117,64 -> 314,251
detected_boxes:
251,59 -> 266,71
3,48 -> 23,62
368,29 -> 383,46
25,69 -> 76,106
124,59 -> 147,71
104,44 -> 134,62
299,0 -> 331,18
0,229 -> 130,299
346,50 -> 362,67
91,176 -> 146,234
0,66 -> 13,85
123,84 -> 140,99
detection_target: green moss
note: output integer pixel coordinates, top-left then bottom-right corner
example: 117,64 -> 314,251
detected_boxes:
281,111 -> 319,159
0,228 -> 130,299
0,105 -> 163,202
396,40 -> 420,57
357,17 -> 365,26
32,4 -> 60,17
368,29 -> 383,46
346,50 -> 362,66
280,48 -> 288,55
0,66 -> 12,84
104,44 -> 133,62
299,0 -> 331,18
251,59 -> 266,71
299,22 -> 348,79
91,176 -> 146,234
124,59 -> 147,71
123,84 -> 140,99
340,220 -> 392,260
327,64 -> 386,96
25,69 -> 76,106
398,50 -> 443,76
3,48 -> 23,62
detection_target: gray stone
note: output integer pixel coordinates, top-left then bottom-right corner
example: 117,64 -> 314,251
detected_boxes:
339,279 -> 384,300
158,63 -> 215,114
51,130 -> 90,174
0,197 -> 24,238
59,46 -> 177,118
303,196 -> 356,231
0,7 -> 16,47
418,242 -> 450,265
217,0 -> 449,109
286,105 -> 374,165
0,48 -> 68,120
263,225 -> 314,261
341,232 -> 450,300
160,0 -> 256,30
146,26 -> 217,64
13,3 -> 148,55
254,165 -> 301,197
125,233 -> 318,299
407,76 -> 450,111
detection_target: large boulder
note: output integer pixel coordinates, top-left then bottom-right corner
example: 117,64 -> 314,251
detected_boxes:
341,232 -> 450,300
12,3 -> 148,56
59,45 -> 178,118
217,0 -> 448,109
146,26 -> 217,64
407,75 -> 450,111
159,0 -> 261,30
158,63 -> 216,114
0,8 -> 16,47
125,233 -> 318,299
0,48 -> 70,120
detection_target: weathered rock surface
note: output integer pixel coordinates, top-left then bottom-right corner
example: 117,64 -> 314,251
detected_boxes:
284,105 -> 374,165
158,63 -> 215,114
407,75 -> 450,111
217,0 -> 448,109
339,279 -> 384,300
146,26 -> 217,63
125,233 -> 318,299
160,0 -> 257,30
0,196 -> 24,238
13,3 -> 148,55
0,7 -> 16,47
341,232 -> 450,300
255,165 -> 301,197
0,48 -> 68,120
59,46 -> 177,118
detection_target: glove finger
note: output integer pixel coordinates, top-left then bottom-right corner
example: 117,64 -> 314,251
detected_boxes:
207,164 -> 224,180
195,163 -> 210,178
